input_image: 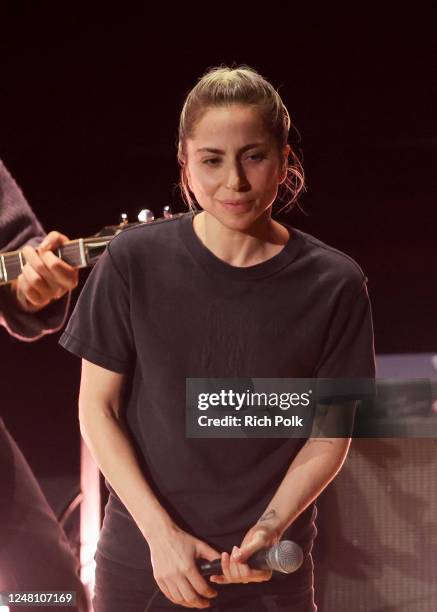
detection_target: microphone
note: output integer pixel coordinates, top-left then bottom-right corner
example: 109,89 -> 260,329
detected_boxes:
196,540 -> 303,576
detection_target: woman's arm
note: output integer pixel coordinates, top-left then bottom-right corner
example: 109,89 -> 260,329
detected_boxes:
255,401 -> 356,539
79,358 -> 176,538
79,359 -> 222,609
257,439 -> 351,539
208,402 -> 356,585
214,433 -> 352,583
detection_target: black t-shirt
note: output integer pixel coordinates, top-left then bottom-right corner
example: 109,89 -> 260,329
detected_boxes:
59,211 -> 375,591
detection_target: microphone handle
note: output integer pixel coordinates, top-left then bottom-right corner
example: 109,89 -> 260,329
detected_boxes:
197,559 -> 223,576
197,550 -> 267,576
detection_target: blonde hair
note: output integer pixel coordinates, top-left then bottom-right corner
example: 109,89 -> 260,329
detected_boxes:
177,64 -> 305,214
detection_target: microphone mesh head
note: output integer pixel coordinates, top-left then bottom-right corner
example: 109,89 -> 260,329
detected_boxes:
267,541 -> 304,573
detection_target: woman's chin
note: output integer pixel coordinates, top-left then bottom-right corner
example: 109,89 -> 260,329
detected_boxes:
202,205 -> 271,232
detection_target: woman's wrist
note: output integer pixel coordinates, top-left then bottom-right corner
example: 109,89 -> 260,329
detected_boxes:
139,509 -> 178,544
256,508 -> 285,540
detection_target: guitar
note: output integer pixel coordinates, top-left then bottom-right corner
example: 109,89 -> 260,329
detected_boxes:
0,207 -> 180,286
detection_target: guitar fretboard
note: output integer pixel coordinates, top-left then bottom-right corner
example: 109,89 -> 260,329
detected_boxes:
0,237 -> 110,285
0,213 -> 180,285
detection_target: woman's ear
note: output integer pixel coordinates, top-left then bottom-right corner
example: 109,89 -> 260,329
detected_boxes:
278,145 -> 291,185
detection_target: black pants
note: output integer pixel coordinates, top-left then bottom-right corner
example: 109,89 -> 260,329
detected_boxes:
93,551 -> 317,612
0,419 -> 89,612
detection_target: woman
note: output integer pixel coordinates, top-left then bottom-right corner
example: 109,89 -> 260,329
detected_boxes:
59,65 -> 375,611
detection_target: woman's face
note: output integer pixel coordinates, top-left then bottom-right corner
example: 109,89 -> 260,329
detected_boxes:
185,104 -> 290,231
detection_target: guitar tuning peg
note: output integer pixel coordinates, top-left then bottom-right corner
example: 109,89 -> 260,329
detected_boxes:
120,213 -> 129,225
163,205 -> 173,219
138,209 -> 155,223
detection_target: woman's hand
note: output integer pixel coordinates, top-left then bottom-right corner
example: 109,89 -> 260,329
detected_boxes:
148,524 -> 220,609
13,231 -> 79,312
209,523 -> 280,586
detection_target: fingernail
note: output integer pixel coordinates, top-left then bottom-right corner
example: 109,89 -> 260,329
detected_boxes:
232,546 -> 240,559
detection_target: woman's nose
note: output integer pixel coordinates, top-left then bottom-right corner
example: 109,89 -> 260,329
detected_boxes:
225,162 -> 248,190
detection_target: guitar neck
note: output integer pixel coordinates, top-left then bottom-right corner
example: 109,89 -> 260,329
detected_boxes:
0,236 -> 111,285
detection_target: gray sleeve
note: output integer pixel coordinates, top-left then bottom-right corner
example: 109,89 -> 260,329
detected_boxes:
0,159 -> 70,341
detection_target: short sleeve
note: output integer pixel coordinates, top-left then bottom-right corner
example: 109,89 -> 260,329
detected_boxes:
315,281 -> 376,381
58,245 -> 134,373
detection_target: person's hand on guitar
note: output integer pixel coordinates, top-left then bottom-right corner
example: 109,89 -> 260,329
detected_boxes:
11,231 -> 79,312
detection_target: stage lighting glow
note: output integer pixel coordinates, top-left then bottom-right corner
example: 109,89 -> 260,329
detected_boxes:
80,439 -> 101,600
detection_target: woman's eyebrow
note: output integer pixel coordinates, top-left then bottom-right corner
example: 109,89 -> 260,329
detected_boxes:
196,142 -> 265,154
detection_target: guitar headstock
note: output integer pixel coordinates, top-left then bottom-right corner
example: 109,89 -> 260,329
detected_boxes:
93,206 -> 176,237
0,206 -> 183,285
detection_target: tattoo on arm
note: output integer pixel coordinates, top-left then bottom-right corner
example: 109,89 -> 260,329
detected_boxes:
258,509 -> 277,523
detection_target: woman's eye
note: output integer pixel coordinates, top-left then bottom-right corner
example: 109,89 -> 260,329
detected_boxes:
202,154 -> 265,166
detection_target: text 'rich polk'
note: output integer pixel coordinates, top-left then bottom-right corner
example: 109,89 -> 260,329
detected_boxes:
198,414 -> 304,427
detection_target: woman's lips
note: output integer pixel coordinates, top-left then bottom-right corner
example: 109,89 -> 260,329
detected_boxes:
219,200 -> 253,212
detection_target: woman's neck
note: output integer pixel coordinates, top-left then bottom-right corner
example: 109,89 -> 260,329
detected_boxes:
192,210 -> 290,268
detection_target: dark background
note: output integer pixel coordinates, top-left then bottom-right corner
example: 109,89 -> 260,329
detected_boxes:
1,6 -> 436,527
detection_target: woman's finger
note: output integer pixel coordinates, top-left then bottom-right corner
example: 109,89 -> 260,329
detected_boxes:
237,529 -> 273,564
211,548 -> 271,585
186,566 -> 218,604
20,244 -> 77,304
155,578 -> 175,606
178,575 -> 212,608
19,265 -> 52,306
163,580 -> 188,608
216,551 -> 244,584
22,245 -> 63,295
38,250 -> 79,290
230,546 -> 249,582
38,230 -> 70,250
